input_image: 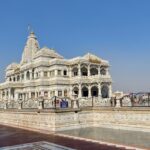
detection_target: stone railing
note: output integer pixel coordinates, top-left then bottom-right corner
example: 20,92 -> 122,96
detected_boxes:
0,96 -> 73,110
78,97 -> 111,107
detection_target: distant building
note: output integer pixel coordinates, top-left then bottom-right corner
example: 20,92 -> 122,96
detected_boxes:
0,32 -> 112,102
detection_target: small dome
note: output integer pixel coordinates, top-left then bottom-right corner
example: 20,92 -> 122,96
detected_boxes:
6,63 -> 19,71
83,53 -> 102,63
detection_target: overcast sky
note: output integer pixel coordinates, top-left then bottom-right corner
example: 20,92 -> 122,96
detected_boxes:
0,0 -> 150,92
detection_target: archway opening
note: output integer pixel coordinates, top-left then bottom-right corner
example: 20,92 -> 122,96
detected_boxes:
73,87 -> 79,96
17,75 -> 20,81
26,71 -> 30,80
81,67 -> 88,76
72,67 -> 78,76
90,68 -> 98,76
100,68 -> 106,75
101,85 -> 109,98
82,87 -> 88,97
91,86 -> 98,97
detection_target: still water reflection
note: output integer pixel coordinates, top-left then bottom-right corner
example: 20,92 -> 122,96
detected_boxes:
59,127 -> 150,149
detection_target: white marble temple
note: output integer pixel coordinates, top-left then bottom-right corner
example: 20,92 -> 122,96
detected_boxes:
0,32 -> 112,106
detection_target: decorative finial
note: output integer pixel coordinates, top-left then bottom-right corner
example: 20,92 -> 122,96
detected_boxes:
27,25 -> 34,34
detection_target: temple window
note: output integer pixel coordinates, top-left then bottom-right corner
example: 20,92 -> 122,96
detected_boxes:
31,92 -> 35,99
9,77 -> 12,82
26,71 -> 30,80
36,72 -> 38,78
100,68 -> 106,75
64,90 -> 68,97
74,72 -> 78,76
58,70 -> 62,76
73,87 -> 79,96
90,68 -> 98,76
63,70 -> 67,76
44,91 -> 48,97
91,86 -> 98,97
6,91 -> 9,96
32,69 -> 34,79
101,85 -> 109,98
50,70 -> 55,77
22,74 -> 24,80
13,77 -> 16,82
81,67 -> 88,76
17,75 -> 20,81
72,67 -> 78,76
50,91 -> 52,97
58,90 -> 62,97
44,71 -> 48,77
82,87 -> 88,97
2,91 -> 5,97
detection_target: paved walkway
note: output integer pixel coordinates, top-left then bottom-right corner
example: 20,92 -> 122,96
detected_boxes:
58,127 -> 150,149
0,125 -> 134,150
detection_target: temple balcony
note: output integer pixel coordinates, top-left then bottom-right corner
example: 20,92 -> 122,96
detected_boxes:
70,74 -> 112,84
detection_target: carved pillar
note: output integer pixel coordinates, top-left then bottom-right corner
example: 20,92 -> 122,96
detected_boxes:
30,70 -> 33,79
24,71 -> 27,81
78,64 -> 81,76
88,85 -> 91,98
69,66 -> 72,77
70,86 -> 73,98
98,83 -> 102,99
98,66 -> 101,76
55,90 -> 58,96
15,92 -> 18,100
8,88 -> 11,100
55,70 -> 57,76
79,84 -> 82,98
29,92 -> 32,99
88,64 -> 90,76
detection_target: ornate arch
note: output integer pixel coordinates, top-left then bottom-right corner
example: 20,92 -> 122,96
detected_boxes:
82,86 -> 88,97
101,85 -> 109,98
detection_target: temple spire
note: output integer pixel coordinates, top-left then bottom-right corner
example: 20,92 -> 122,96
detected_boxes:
21,32 -> 40,64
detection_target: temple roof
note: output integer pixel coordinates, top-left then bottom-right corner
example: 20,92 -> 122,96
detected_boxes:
83,53 -> 102,63
34,47 -> 63,59
6,63 -> 20,71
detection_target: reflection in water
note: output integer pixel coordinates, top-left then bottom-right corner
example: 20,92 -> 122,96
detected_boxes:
59,127 -> 150,149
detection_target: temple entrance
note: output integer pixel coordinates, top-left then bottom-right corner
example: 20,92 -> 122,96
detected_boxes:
101,85 -> 109,98
82,87 -> 88,97
91,86 -> 98,97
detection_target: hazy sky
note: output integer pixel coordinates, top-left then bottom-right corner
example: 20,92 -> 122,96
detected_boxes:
0,0 -> 150,92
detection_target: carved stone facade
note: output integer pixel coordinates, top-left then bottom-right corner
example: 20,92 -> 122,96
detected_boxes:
0,32 -> 112,103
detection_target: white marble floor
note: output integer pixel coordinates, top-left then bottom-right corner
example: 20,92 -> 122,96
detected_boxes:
0,141 -> 75,150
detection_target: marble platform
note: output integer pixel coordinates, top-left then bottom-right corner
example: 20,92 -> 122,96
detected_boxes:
0,141 -> 74,150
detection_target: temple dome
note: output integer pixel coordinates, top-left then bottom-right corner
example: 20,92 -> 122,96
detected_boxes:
34,47 -> 63,59
6,63 -> 19,71
83,53 -> 102,64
